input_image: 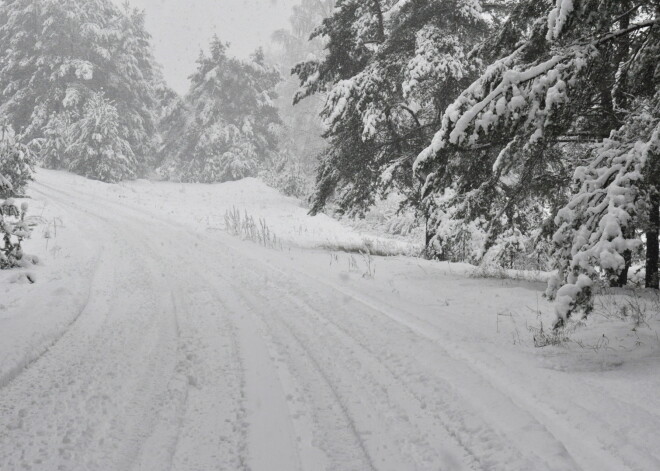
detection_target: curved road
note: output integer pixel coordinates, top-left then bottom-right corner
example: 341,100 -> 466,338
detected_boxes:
1,172 -> 658,471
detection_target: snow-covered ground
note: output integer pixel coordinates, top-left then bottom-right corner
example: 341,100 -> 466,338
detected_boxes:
1,168 -> 659,471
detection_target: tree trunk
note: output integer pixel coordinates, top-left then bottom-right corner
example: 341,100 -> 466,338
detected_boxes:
424,216 -> 435,260
616,250 -> 631,287
612,225 -> 633,287
614,0 -> 630,123
371,0 -> 386,43
646,192 -> 660,289
425,216 -> 432,247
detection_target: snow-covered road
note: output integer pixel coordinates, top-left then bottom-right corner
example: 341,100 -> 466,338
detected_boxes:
1,170 -> 659,471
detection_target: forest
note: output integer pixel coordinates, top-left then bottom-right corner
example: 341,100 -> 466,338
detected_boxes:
0,0 -> 658,324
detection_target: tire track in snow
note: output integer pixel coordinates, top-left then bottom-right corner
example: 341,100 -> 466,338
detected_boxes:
264,264 -> 623,471
187,246 -> 472,470
36,179 -> 324,470
184,234 -> 576,470
133,225 -> 306,471
194,242 -> 544,471
201,239 -> 616,471
129,292 -> 190,471
0,187 -> 104,390
243,282 -> 483,470
30,173 -> 643,471
1,184 -> 182,471
0,249 -> 103,390
66,190 -> 375,471
144,220 -> 457,470
149,221 -> 514,469
96,202 -> 251,471
35,176 -> 566,470
206,275 -> 377,471
34,181 -> 251,471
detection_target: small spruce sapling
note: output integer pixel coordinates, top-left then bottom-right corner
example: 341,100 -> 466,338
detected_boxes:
0,197 -> 35,269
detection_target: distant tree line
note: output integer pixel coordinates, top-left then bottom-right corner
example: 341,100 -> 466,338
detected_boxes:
0,0 -> 283,189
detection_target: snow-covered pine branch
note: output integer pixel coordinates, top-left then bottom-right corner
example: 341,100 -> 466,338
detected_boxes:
294,0 -> 488,216
549,93 -> 659,326
416,0 -> 659,326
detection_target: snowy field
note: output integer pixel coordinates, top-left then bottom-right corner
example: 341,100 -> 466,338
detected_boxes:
1,168 -> 660,471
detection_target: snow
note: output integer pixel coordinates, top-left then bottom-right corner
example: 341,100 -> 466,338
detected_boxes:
1,168 -> 660,470
403,29 -> 469,99
554,274 -> 592,320
547,0 -> 575,41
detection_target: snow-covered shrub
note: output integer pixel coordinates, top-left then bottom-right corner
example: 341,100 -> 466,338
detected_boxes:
0,198 -> 34,269
426,214 -> 488,264
0,120 -> 34,198
185,123 -> 259,183
528,321 -> 572,348
482,229 -> 551,271
37,111 -> 77,170
341,191 -> 423,240
35,92 -> 140,183
595,289 -> 660,329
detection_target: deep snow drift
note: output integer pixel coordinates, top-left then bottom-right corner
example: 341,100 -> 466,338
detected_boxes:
1,169 -> 659,471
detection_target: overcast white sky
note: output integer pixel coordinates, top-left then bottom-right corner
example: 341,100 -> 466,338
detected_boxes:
122,0 -> 298,94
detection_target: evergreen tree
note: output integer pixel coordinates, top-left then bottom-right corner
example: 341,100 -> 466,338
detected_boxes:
415,0 -> 659,324
152,82 -> 185,172
551,91 -> 659,325
269,0 -> 335,192
0,118 -> 33,198
66,92 -> 137,182
293,0 -> 488,216
161,39 -> 282,183
0,0 -> 160,181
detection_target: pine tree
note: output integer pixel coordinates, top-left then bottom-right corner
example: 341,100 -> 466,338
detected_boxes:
269,0 -> 335,189
293,0 -> 489,216
153,83 -> 185,172
162,39 -> 282,183
66,92 -> 137,182
0,0 -> 160,181
0,118 -> 33,198
415,0 -> 659,324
